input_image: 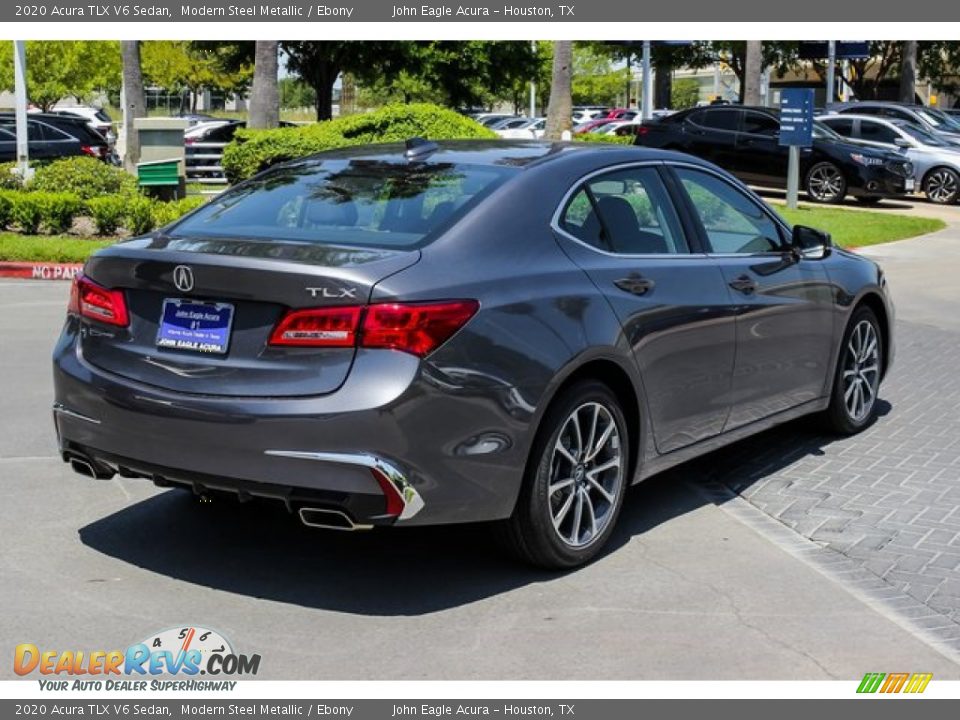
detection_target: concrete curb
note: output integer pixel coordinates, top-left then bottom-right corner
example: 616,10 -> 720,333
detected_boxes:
0,262 -> 82,281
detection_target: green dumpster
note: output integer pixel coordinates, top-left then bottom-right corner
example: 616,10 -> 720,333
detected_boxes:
137,158 -> 181,187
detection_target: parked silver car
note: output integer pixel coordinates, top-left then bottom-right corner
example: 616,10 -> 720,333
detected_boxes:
832,102 -> 960,147
819,113 -> 960,204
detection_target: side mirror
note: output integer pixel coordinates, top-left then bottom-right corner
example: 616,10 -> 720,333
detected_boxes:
792,224 -> 833,260
894,137 -> 912,149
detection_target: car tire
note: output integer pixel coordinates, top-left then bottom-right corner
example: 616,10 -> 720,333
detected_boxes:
805,161 -> 848,204
821,306 -> 884,435
498,380 -> 630,569
923,167 -> 960,205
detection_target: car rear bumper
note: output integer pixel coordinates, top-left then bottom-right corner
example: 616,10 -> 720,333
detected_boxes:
53,320 -> 530,528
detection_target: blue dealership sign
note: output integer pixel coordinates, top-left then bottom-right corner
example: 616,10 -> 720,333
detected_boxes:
779,89 -> 815,147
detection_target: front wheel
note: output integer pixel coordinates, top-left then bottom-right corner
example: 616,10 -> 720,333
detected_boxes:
822,306 -> 883,435
499,381 -> 630,569
923,167 -> 960,205
805,161 -> 847,204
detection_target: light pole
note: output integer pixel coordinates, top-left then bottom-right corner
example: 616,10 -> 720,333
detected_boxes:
641,40 -> 652,120
825,41 -> 836,105
529,40 -> 537,118
13,41 -> 30,180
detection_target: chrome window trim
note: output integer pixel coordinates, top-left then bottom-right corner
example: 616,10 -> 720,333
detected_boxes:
549,160 -> 708,260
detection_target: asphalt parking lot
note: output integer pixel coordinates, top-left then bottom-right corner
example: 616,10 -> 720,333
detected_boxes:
3,207 -> 960,680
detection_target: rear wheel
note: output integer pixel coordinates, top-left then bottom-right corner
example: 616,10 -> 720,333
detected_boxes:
805,161 -> 847,204
923,167 -> 960,205
499,381 -> 630,569
822,306 -> 883,435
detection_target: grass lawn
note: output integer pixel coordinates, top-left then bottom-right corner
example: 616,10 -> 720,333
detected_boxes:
0,233 -> 116,263
772,204 -> 946,249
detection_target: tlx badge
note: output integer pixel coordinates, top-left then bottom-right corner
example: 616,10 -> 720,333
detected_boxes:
306,287 -> 358,299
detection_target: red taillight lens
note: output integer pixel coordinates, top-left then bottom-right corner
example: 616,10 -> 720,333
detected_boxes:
361,300 -> 479,357
69,275 -> 129,327
636,125 -> 650,136
268,306 -> 363,347
268,300 -> 478,357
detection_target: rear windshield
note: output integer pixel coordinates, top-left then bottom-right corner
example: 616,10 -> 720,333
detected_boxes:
170,159 -> 515,249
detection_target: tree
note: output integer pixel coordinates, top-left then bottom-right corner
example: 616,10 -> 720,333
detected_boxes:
709,42 -> 798,103
544,41 -> 573,141
900,41 -> 918,104
248,41 -> 279,129
281,42 -> 412,120
0,41 -> 119,110
120,41 -> 146,174
743,41 -> 763,105
141,41 -> 253,112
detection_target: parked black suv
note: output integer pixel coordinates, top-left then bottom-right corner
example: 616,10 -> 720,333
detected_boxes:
0,113 -> 113,163
634,105 -> 914,204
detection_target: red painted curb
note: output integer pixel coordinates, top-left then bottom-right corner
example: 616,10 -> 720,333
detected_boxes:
0,262 -> 83,280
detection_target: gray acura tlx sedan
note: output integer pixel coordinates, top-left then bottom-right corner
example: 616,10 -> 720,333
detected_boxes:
53,139 -> 894,568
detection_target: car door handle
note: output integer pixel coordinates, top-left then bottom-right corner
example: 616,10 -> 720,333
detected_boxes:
614,275 -> 656,296
728,274 -> 758,295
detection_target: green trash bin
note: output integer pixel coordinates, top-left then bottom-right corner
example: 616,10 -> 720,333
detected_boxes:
137,158 -> 183,200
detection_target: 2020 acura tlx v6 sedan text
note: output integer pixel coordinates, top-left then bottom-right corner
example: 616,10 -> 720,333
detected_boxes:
53,140 -> 894,568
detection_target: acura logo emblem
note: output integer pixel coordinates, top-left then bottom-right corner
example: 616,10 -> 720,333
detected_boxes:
173,265 -> 194,293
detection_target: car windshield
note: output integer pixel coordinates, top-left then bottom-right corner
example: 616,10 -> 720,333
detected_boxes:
894,121 -> 950,146
924,108 -> 960,131
169,159 -> 516,250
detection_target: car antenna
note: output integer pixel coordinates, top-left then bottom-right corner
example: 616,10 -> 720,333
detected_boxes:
405,137 -> 439,161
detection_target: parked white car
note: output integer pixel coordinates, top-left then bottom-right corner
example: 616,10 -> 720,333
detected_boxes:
496,117 -> 546,139
819,113 -> 960,205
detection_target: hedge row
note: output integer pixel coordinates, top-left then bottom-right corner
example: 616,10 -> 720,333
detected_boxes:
222,103 -> 497,183
2,157 -> 139,198
0,189 -> 206,237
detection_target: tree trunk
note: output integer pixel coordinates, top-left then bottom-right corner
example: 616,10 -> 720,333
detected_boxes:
310,63 -> 338,121
120,41 -> 146,174
544,41 -> 573,141
654,57 -> 672,110
899,41 -> 918,104
248,41 -> 280,129
743,41 -> 763,106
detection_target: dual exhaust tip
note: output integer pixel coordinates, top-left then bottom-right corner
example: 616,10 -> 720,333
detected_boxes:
67,454 -> 116,480
66,452 -> 369,532
297,507 -> 372,532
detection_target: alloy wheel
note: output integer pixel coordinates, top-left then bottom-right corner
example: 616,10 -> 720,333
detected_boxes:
548,402 -> 623,548
925,169 -> 959,204
842,320 -> 880,423
807,164 -> 845,202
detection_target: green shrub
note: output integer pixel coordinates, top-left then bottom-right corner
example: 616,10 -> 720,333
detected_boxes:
30,157 -> 138,200
222,103 -> 497,183
38,192 -> 84,234
574,133 -> 634,145
0,191 -> 12,229
152,196 -> 207,229
125,196 -> 157,235
10,193 -> 44,234
0,162 -> 24,190
86,196 -> 127,236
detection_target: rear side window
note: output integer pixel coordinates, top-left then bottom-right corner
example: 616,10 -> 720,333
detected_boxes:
170,160 -> 515,249
560,167 -> 688,255
694,109 -> 740,131
823,117 -> 854,137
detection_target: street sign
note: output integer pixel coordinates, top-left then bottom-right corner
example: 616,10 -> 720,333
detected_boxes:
779,88 -> 815,148
799,41 -> 871,60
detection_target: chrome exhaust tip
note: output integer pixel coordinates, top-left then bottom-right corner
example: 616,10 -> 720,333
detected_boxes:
67,454 -> 115,480
297,507 -> 372,532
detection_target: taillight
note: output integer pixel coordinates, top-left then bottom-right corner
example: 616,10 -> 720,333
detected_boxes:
636,125 -> 650,136
80,145 -> 96,157
68,275 -> 129,327
361,301 -> 479,357
268,306 -> 363,347
268,300 -> 479,357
